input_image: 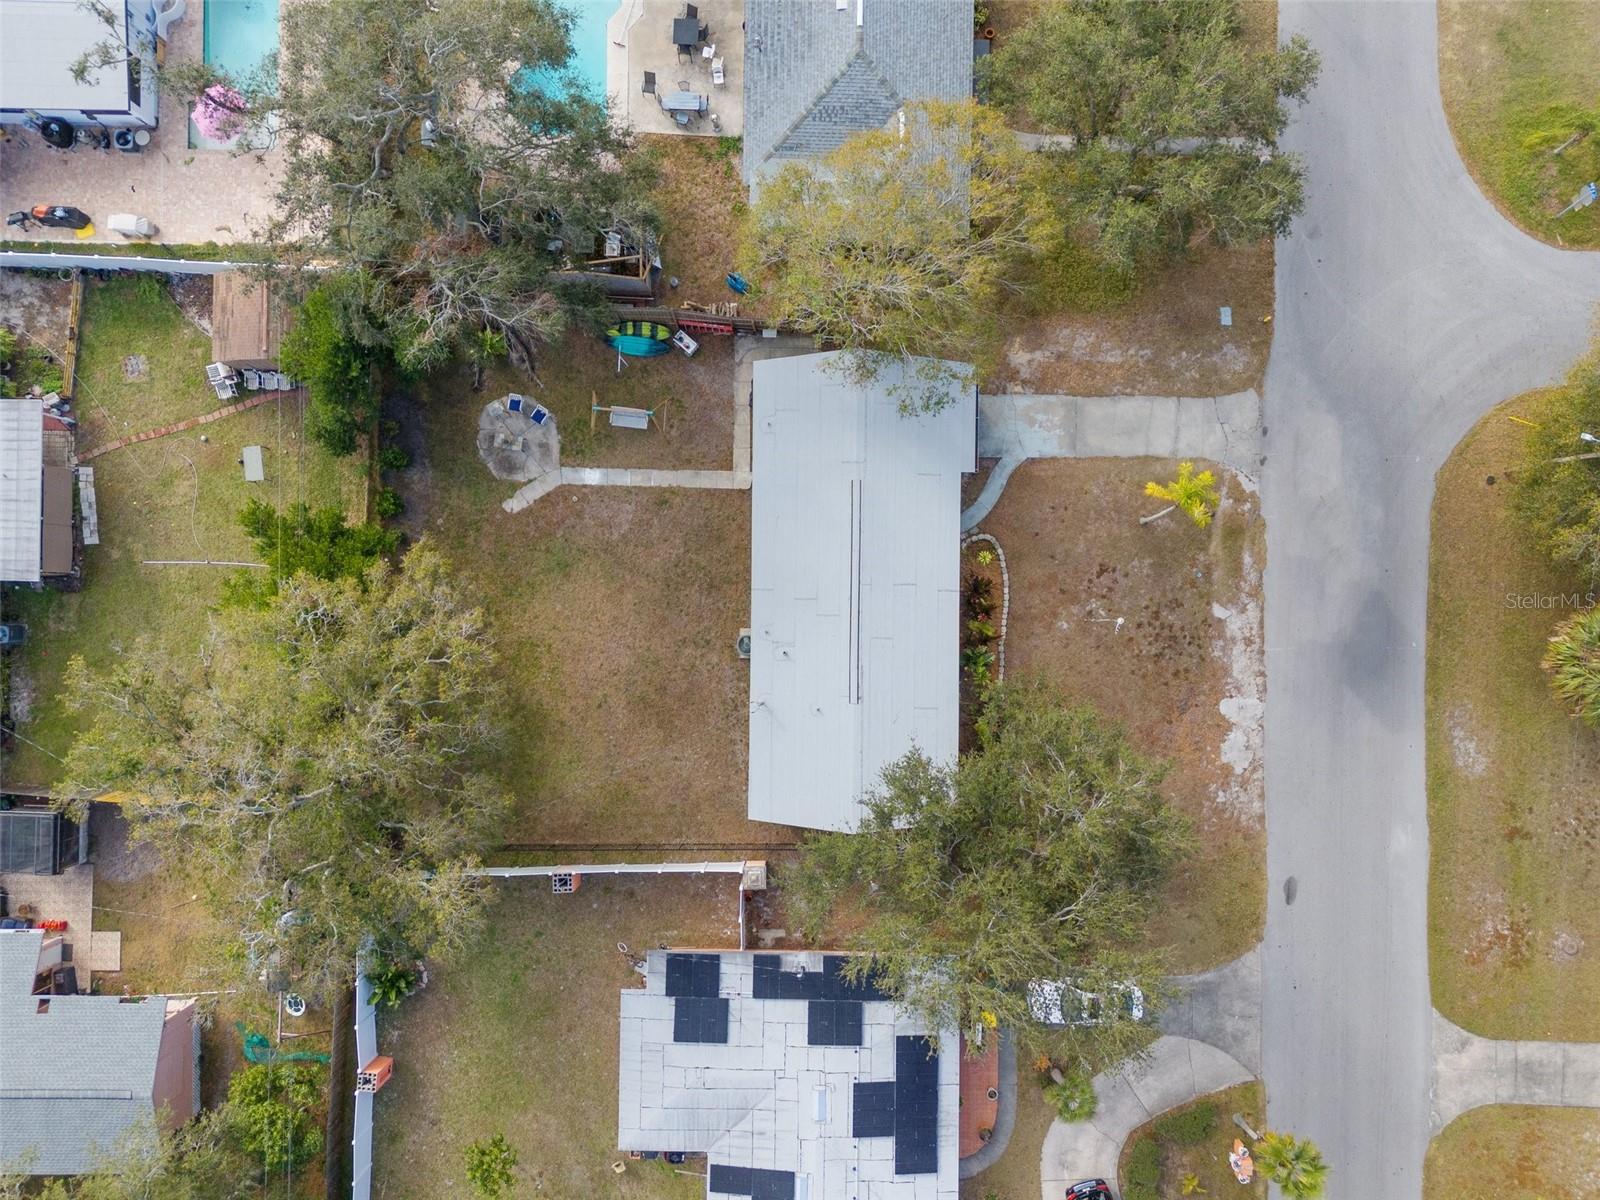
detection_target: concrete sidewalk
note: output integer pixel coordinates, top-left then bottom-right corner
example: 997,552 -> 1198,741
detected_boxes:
1038,1036 -> 1254,1200
963,390 -> 1262,531
1431,1010 -> 1600,1132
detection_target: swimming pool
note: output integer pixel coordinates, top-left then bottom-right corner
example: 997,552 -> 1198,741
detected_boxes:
518,0 -> 617,101
191,0 -> 280,148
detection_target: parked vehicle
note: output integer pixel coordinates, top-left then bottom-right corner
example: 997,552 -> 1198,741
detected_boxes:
1027,978 -> 1145,1027
1065,1180 -> 1113,1200
0,623 -> 25,649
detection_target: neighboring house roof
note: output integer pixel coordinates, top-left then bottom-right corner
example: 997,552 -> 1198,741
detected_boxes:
0,929 -> 187,1176
211,271 -> 289,368
0,397 -> 44,583
748,352 -> 974,832
742,0 -> 973,187
617,950 -> 959,1200
0,0 -> 143,113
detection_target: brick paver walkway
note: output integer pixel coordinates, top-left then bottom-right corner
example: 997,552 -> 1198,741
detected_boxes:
77,391 -> 284,461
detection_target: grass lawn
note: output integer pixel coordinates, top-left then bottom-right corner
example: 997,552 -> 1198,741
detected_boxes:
1425,1106 -> 1600,1200
974,460 -> 1266,972
1118,1083 -> 1266,1200
646,134 -> 768,323
390,366 -> 789,847
958,1082 -> 1056,1200
372,873 -> 741,1200
2,275 -> 365,786
1427,391 -> 1600,1039
1438,0 -> 1600,248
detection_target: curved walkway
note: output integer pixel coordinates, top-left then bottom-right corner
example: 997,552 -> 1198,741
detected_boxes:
959,1030 -> 1019,1179
1038,1036 -> 1254,1200
962,390 -> 1262,530
1431,1010 -> 1600,1132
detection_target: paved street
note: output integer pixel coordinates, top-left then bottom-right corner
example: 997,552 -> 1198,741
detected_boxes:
1262,3 -> 1600,1197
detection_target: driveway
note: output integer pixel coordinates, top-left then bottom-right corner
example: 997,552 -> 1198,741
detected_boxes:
1263,3 -> 1600,1197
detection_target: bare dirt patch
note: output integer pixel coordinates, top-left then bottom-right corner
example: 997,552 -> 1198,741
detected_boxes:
373,874 -> 739,1200
0,268 -> 72,359
974,458 -> 1265,971
995,241 -> 1275,397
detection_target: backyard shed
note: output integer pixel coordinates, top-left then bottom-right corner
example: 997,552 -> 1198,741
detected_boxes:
211,272 -> 290,369
742,0 -> 973,193
747,352 -> 975,832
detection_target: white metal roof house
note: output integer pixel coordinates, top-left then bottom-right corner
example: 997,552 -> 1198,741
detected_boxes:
0,928 -> 199,1175
0,396 -> 75,585
748,352 -> 975,833
0,0 -> 164,131
617,949 -> 959,1200
741,0 -> 973,193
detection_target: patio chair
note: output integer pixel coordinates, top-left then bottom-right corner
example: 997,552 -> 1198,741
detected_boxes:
642,70 -> 656,95
698,22 -> 710,42
685,3 -> 697,17
702,41 -> 715,60
712,57 -> 725,87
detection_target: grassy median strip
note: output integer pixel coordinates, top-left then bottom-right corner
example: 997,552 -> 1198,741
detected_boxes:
1438,0 -> 1600,248
1427,392 -> 1600,1040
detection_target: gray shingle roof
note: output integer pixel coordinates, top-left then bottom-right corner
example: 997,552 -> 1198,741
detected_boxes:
743,0 -> 973,185
0,930 -> 168,1175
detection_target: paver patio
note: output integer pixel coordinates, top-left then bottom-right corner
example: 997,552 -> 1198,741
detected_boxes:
608,0 -> 744,137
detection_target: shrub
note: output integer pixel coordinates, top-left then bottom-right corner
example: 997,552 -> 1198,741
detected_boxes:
1154,1100 -> 1217,1146
1041,1069 -> 1096,1122
1512,351 -> 1600,589
378,445 -> 411,472
280,281 -> 378,457
465,1133 -> 519,1198
1123,1135 -> 1161,1200
365,959 -> 418,1009
374,487 -> 404,519
223,500 -> 399,608
227,1063 -> 326,1172
1545,606 -> 1600,726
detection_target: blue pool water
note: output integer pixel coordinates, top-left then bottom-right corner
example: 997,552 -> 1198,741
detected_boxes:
518,0 -> 616,101
204,0 -> 281,77
191,0 -> 280,148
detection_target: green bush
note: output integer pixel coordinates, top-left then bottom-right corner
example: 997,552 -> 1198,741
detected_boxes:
1154,1100 -> 1217,1146
365,959 -> 418,1009
280,280 -> 378,457
374,487 -> 404,519
1042,1070 -> 1096,1122
378,444 -> 411,472
465,1133 -> 519,1198
1123,1135 -> 1161,1200
1512,350 -> 1600,589
1545,605 -> 1600,727
227,1063 -> 326,1172
222,500 -> 399,608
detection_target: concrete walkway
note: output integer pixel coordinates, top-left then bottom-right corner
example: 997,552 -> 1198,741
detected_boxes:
1159,948 -> 1262,1077
962,390 -> 1262,531
1038,1036 -> 1254,1200
1431,1010 -> 1600,1132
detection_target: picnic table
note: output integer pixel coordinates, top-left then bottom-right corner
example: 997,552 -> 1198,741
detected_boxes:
661,90 -> 708,115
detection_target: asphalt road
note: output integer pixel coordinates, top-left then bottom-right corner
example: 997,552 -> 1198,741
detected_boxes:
1261,3 -> 1600,1196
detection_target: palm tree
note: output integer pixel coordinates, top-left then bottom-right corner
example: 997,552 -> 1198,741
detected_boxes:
1142,461 -> 1222,527
1255,1131 -> 1329,1198
1545,606 -> 1600,727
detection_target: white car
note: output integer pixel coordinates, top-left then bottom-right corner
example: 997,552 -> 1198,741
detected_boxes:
1027,979 -> 1145,1027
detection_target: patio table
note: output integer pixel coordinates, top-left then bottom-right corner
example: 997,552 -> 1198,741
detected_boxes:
661,91 -> 708,115
672,16 -> 700,45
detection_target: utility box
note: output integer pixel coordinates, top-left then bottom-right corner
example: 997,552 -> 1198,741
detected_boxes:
106,214 -> 156,238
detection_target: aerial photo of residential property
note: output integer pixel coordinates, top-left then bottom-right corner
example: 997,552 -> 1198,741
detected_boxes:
2,0 -> 1600,1197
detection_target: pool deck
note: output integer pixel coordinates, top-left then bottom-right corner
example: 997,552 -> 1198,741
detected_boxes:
608,0 -> 744,138
0,6 -> 283,248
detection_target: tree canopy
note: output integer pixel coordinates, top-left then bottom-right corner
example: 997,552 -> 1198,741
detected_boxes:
1514,346 -> 1600,590
740,99 -> 1037,408
786,681 -> 1191,1063
222,499 -> 400,608
56,544 -> 510,1001
190,0 -> 656,371
986,0 -> 1320,270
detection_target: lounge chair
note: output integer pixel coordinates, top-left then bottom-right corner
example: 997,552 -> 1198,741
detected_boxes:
712,57 -> 725,87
